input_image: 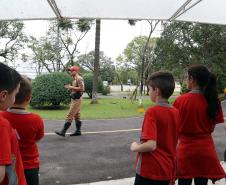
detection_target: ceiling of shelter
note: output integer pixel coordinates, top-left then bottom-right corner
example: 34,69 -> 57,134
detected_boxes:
0,0 -> 226,25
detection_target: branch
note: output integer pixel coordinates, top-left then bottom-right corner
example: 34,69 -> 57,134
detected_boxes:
59,34 -> 72,56
71,30 -> 89,56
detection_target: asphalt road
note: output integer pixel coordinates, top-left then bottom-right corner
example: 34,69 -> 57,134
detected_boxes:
38,101 -> 226,185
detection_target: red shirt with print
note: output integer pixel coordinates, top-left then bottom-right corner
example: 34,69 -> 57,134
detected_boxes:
135,104 -> 179,181
0,116 -> 27,185
0,110 -> 44,170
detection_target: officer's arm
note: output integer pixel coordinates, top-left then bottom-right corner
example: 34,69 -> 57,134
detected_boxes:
68,86 -> 83,91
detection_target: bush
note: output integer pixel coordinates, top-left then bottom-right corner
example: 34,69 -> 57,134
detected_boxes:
218,75 -> 226,93
31,72 -> 72,108
102,86 -> 111,95
83,73 -> 103,98
180,83 -> 189,94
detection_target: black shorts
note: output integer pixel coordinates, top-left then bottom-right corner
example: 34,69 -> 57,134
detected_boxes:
134,174 -> 170,185
24,168 -> 39,185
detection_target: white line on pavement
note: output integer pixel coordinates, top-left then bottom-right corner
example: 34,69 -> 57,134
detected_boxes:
45,128 -> 141,136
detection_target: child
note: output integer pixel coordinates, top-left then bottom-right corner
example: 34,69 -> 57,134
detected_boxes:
130,71 -> 179,185
0,76 -> 44,185
173,64 -> 226,185
0,62 -> 27,185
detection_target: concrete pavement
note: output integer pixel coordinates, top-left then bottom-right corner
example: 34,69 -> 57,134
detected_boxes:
39,101 -> 226,185
74,163 -> 226,185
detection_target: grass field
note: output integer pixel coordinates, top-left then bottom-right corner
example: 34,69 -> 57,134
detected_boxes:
28,98 -> 176,120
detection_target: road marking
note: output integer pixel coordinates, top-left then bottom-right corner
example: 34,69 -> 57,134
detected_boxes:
44,116 -> 142,122
45,128 -> 141,136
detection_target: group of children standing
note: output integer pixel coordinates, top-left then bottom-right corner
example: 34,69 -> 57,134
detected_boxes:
0,63 -> 44,185
0,62 -> 225,185
131,65 -> 225,185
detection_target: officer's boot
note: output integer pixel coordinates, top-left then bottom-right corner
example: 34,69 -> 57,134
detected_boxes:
70,120 -> 82,136
55,122 -> 71,137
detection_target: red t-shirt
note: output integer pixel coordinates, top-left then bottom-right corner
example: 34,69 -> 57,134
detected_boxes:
173,92 -> 224,135
135,104 -> 179,181
173,92 -> 225,179
0,116 -> 27,185
0,110 -> 44,169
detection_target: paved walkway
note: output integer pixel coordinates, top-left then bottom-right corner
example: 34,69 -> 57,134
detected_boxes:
75,162 -> 226,185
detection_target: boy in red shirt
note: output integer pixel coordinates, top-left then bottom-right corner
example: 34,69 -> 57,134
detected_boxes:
0,76 -> 44,185
130,71 -> 179,185
174,64 -> 225,185
0,62 -> 27,185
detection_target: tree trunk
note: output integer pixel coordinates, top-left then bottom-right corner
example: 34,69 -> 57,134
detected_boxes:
91,19 -> 101,104
56,24 -> 61,71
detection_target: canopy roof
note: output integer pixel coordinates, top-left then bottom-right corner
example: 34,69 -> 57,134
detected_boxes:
0,0 -> 226,25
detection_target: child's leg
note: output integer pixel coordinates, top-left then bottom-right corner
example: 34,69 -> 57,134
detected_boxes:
178,178 -> 192,185
194,178 -> 208,185
134,174 -> 170,185
24,168 -> 39,185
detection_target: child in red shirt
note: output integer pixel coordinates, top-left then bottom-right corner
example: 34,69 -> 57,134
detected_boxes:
0,62 -> 27,185
174,64 -> 226,185
0,76 -> 44,185
130,71 -> 179,185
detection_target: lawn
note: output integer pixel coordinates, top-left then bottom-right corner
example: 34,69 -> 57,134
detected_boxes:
27,98 -> 176,120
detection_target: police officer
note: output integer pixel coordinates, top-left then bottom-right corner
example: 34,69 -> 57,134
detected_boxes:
55,66 -> 84,137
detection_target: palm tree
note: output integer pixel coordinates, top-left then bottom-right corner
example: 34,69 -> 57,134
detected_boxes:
91,19 -> 101,104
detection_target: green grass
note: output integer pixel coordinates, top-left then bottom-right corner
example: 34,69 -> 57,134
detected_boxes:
27,98 -> 175,120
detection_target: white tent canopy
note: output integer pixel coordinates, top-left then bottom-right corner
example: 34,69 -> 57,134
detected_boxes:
0,0 -> 226,25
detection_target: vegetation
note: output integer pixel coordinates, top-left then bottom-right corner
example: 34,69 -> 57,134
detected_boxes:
154,22 -> 226,92
76,51 -> 115,83
102,86 -> 111,95
0,21 -> 28,65
83,73 -> 103,98
31,72 -> 71,108
28,19 -> 93,73
28,98 -> 175,120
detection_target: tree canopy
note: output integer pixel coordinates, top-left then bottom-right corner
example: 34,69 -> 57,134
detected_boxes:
154,22 -> 226,91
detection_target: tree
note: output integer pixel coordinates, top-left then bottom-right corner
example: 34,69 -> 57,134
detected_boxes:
76,51 -> 115,83
28,36 -> 62,73
0,21 -> 28,66
120,36 -> 158,94
57,19 -> 93,66
28,19 -> 92,74
154,22 -> 226,91
115,55 -> 139,91
91,19 -> 101,104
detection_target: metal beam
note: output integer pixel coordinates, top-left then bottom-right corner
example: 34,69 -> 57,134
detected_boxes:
47,0 -> 62,20
169,0 -> 202,21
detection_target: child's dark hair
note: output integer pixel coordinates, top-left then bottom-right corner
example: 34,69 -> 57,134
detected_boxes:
187,64 -> 219,120
147,71 -> 175,99
0,62 -> 21,93
15,76 -> 32,104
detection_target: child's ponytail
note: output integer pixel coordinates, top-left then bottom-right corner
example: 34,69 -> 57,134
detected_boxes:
188,65 -> 220,120
203,73 -> 220,120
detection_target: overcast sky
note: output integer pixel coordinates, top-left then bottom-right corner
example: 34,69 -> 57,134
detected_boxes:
19,20 -> 162,78
24,19 -> 162,60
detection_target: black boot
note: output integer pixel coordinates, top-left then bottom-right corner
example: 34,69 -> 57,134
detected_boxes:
70,121 -> 82,136
55,122 -> 71,137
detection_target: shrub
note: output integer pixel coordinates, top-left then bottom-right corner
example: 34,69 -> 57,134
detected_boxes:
102,86 -> 111,95
218,75 -> 226,93
180,83 -> 189,94
83,73 -> 103,98
31,72 -> 72,108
